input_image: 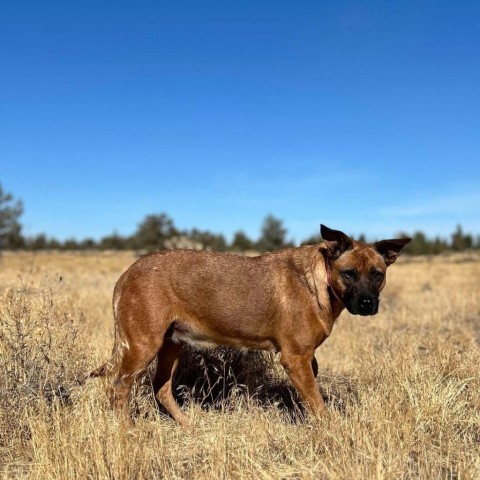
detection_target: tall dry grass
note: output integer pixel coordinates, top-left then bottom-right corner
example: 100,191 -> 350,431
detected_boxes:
0,251 -> 479,479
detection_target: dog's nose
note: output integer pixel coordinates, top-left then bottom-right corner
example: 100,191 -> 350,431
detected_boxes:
360,297 -> 373,309
358,296 -> 375,315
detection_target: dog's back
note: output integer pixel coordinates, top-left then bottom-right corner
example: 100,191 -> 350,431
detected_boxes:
113,247 -> 319,351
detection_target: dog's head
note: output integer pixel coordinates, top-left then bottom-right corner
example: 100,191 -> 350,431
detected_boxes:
321,224 -> 411,316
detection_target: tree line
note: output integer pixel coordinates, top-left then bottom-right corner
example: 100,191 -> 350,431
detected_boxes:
3,211 -> 291,253
1,183 -> 479,255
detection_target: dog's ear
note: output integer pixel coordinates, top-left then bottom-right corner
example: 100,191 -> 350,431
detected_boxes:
374,238 -> 411,266
320,224 -> 354,258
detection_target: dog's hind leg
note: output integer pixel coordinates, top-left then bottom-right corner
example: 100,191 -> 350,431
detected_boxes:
108,338 -> 159,423
152,338 -> 188,426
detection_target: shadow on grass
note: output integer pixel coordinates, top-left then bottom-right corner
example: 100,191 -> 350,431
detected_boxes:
44,346 -> 359,424
138,346 -> 359,423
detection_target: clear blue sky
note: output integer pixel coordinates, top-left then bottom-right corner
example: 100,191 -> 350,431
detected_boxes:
1,1 -> 479,243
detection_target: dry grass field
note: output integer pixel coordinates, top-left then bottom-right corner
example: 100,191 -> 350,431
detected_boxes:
1,251 -> 479,479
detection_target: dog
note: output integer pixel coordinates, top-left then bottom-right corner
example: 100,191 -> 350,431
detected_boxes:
90,225 -> 410,425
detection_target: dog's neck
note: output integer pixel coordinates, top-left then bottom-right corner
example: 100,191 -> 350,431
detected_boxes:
304,246 -> 345,324
323,252 -> 343,304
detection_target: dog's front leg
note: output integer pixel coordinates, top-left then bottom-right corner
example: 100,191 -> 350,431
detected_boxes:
280,351 -> 326,415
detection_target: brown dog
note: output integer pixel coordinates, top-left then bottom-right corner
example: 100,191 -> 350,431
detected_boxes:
90,225 -> 410,425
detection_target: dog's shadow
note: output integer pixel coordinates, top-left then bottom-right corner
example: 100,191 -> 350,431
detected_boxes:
140,346 -> 359,423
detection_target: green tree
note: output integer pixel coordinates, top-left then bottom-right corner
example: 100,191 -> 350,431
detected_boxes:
100,232 -> 128,250
408,231 -> 430,255
134,213 -> 177,251
186,228 -> 228,252
432,236 -> 448,255
231,230 -> 254,251
451,224 -> 472,251
80,237 -> 97,250
0,183 -> 24,250
30,233 -> 48,250
47,237 -> 62,250
257,215 -> 290,252
62,238 -> 80,250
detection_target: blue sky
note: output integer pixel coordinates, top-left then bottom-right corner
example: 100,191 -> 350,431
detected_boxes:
1,1 -> 479,243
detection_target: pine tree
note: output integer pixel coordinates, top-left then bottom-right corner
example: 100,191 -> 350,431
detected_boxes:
134,213 -> 177,251
257,215 -> 289,252
0,183 -> 24,250
231,230 -> 254,251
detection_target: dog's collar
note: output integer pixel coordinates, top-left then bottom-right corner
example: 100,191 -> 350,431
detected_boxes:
323,252 -> 343,304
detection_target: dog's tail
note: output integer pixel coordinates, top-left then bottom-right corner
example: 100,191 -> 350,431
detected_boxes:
74,362 -> 110,387
77,316 -> 124,387
87,362 -> 109,379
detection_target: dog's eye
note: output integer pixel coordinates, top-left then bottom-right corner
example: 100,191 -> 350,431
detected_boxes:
373,270 -> 385,281
341,269 -> 357,281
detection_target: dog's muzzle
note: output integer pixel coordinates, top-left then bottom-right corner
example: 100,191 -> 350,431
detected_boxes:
346,294 -> 379,316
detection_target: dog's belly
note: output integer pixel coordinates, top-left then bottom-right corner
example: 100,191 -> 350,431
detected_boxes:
168,320 -> 277,352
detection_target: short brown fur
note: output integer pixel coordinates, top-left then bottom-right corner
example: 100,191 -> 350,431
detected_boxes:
91,226 -> 410,425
